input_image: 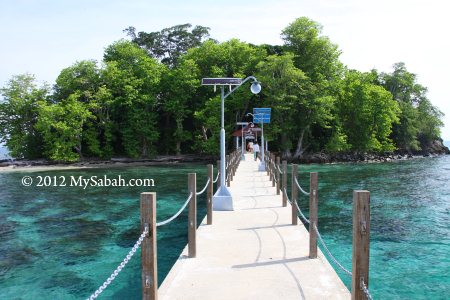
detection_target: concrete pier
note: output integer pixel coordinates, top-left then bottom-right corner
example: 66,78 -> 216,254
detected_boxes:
159,153 -> 350,299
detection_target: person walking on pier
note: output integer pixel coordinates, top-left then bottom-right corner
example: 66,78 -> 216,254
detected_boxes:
253,142 -> 260,161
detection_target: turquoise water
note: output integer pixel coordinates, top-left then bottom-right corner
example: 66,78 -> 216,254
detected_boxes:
0,145 -> 10,159
1,157 -> 449,299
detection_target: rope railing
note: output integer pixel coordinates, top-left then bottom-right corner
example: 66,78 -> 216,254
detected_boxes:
313,224 -> 352,277
213,171 -> 220,183
294,176 -> 310,196
285,187 -> 310,224
283,188 -> 291,204
361,279 -> 374,300
87,225 -> 149,300
277,165 -> 283,174
196,178 -> 211,196
156,192 -> 193,227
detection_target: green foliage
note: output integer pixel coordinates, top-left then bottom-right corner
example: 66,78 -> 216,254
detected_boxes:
103,40 -> 164,158
125,24 -> 210,67
380,62 -> 444,152
36,93 -> 92,162
336,70 -> 400,152
1,21 -> 446,161
0,74 -> 48,159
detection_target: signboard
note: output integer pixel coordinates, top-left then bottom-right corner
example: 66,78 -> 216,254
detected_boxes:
253,108 -> 271,123
202,78 -> 242,85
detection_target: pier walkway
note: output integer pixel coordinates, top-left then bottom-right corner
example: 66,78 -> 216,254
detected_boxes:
158,153 -> 350,299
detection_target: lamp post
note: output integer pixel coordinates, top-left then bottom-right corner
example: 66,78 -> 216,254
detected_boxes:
202,77 -> 261,211
246,112 -> 265,171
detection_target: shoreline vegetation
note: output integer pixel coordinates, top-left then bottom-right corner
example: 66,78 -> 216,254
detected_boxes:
1,18 -> 447,165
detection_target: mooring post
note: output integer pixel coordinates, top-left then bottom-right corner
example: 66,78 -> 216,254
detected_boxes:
188,173 -> 197,258
291,164 -> 298,225
309,172 -> 318,259
216,160 -> 221,190
276,156 -> 281,195
282,160 -> 287,207
352,190 -> 371,300
141,192 -> 157,300
207,164 -> 213,225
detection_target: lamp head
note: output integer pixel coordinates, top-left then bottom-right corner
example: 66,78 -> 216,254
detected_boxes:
250,81 -> 261,94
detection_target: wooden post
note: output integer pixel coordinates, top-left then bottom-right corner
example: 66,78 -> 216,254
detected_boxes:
188,173 -> 197,258
207,164 -> 213,225
141,192 -> 157,300
352,191 -> 371,300
272,154 -> 276,187
291,164 -> 298,225
266,151 -> 270,175
282,160 -> 287,207
233,153 -> 237,176
309,172 -> 318,259
276,156 -> 281,195
216,160 -> 221,190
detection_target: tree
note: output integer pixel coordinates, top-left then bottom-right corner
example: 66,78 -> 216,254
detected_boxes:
281,17 -> 343,85
280,17 -> 344,157
0,74 -> 49,159
255,53 -> 316,158
124,24 -> 210,67
181,39 -> 267,154
380,63 -> 444,152
53,60 -> 114,158
336,70 -> 400,152
159,59 -> 200,154
36,93 -> 92,162
103,40 -> 164,158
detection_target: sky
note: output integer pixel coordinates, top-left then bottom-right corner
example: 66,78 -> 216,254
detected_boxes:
1,0 -> 449,140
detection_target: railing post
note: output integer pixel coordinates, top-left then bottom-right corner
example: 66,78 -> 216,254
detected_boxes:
216,160 -> 221,190
233,152 -> 237,176
352,190 -> 371,300
141,192 -> 157,300
309,172 -> 318,259
282,160 -> 287,207
266,151 -> 270,175
291,164 -> 298,225
207,164 -> 213,225
272,154 -> 276,187
188,173 -> 197,258
276,156 -> 281,195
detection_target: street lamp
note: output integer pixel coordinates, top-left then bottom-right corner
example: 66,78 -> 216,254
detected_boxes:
201,76 -> 261,211
246,112 -> 266,171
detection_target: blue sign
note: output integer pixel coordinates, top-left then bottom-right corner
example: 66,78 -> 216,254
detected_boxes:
253,108 -> 271,123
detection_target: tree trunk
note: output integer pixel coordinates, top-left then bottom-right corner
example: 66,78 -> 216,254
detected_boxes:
293,127 -> 308,159
280,133 -> 292,159
201,126 -> 208,141
164,114 -> 171,155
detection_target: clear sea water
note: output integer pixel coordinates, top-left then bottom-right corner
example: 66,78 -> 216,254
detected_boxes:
0,157 -> 449,299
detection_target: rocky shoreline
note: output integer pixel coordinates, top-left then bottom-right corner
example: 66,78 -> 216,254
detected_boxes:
1,140 -> 449,170
296,140 -> 450,164
0,154 -> 215,171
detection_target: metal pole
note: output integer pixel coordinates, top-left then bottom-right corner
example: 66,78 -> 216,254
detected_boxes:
259,120 -> 265,171
241,125 -> 245,160
220,86 -> 226,189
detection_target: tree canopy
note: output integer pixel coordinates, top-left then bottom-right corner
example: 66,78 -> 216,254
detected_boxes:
0,18 -> 446,162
